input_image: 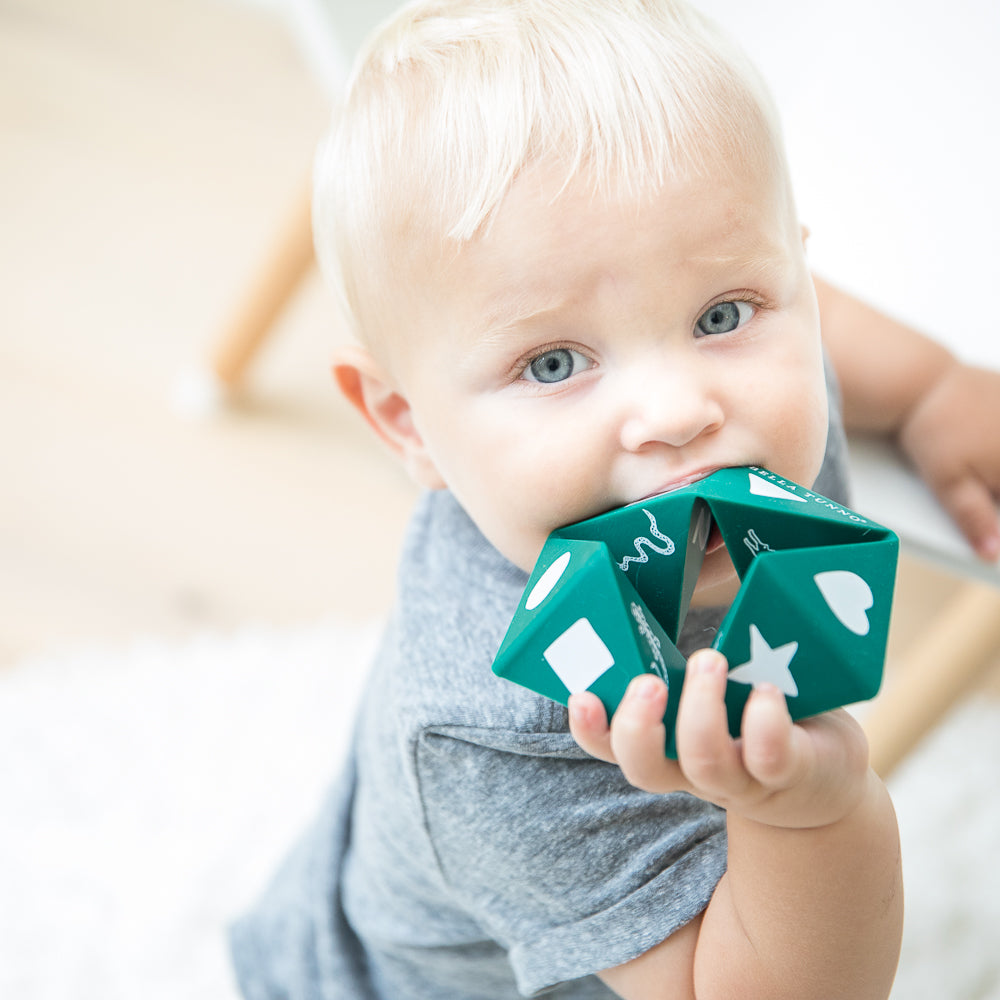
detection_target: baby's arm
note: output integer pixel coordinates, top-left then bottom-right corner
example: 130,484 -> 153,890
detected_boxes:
815,276 -> 1000,562
569,652 -> 903,1000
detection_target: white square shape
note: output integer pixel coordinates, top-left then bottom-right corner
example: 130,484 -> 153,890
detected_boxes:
543,618 -> 615,694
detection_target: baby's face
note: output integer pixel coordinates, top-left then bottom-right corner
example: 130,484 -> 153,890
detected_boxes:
385,156 -> 828,602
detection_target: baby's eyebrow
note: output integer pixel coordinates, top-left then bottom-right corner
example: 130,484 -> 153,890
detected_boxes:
474,292 -> 571,342
687,240 -> 791,284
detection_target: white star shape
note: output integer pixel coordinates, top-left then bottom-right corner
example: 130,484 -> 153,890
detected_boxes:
728,625 -> 799,697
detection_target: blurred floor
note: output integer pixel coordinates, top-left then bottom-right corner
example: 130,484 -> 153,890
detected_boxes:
0,0 -> 995,711
0,0 -> 417,666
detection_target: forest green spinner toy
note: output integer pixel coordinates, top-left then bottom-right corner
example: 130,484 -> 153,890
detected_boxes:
492,467 -> 898,757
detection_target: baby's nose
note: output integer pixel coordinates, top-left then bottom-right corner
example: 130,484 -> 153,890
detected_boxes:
618,366 -> 725,452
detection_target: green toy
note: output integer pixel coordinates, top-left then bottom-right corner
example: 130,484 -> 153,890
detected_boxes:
492,467 -> 898,757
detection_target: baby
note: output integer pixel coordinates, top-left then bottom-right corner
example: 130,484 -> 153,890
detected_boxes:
231,2 -> 1000,997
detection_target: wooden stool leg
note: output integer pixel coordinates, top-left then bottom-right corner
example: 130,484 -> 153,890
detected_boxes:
210,184 -> 316,389
864,582 -> 1000,779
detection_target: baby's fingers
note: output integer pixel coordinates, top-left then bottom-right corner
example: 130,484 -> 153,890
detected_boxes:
568,691 -> 615,763
932,472 -> 1000,564
607,675 -> 685,793
675,650 -> 745,796
739,683 -> 810,789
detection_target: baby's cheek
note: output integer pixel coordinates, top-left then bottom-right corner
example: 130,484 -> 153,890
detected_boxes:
777,385 -> 828,482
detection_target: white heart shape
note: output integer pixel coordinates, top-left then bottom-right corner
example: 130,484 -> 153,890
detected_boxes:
814,570 -> 873,636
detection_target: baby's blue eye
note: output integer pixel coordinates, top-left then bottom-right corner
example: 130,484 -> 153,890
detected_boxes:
524,348 -> 591,384
696,300 -> 754,336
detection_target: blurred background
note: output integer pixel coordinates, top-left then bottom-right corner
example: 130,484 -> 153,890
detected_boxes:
1,0 -> 418,667
2,0 -> 999,997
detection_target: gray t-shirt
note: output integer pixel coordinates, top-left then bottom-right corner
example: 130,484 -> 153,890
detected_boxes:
230,367 -> 850,1000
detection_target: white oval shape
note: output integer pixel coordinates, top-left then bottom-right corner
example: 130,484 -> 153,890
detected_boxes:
525,551 -> 572,610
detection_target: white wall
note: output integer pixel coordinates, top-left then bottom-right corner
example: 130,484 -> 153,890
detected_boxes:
696,0 -> 1000,369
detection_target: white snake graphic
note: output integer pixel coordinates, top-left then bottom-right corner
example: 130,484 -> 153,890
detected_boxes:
617,509 -> 676,571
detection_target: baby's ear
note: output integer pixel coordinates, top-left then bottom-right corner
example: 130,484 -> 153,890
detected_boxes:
332,344 -> 445,490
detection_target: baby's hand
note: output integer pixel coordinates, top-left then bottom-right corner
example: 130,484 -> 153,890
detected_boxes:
898,360 -> 1000,563
569,649 -> 871,830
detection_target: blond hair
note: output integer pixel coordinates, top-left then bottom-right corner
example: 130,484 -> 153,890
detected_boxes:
314,0 -> 791,346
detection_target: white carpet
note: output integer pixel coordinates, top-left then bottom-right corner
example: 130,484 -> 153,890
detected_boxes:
2,622 -> 998,999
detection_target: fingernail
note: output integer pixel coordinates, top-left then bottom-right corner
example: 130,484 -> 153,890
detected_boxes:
631,675 -> 662,700
690,649 -> 726,676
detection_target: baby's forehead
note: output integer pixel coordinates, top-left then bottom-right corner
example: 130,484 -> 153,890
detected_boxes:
398,147 -> 796,270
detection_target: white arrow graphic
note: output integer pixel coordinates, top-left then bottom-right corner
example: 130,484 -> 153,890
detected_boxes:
748,473 -> 807,503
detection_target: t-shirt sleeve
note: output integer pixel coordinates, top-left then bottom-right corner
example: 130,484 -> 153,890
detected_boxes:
415,725 -> 727,996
